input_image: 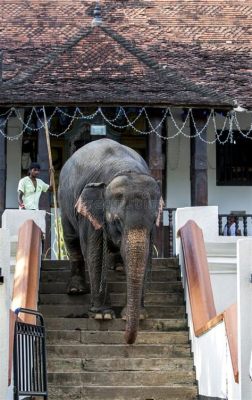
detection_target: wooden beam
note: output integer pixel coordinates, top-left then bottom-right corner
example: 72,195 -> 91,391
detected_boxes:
178,220 -> 217,333
190,110 -> 208,206
224,304 -> 239,383
148,110 -> 164,257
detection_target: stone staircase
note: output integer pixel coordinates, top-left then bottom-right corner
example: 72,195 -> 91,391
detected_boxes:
39,258 -> 198,399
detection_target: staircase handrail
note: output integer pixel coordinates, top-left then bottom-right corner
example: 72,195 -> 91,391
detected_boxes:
178,219 -> 238,383
8,219 -> 42,386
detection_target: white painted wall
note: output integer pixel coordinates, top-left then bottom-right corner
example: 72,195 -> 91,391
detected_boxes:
166,108 -> 191,208
210,272 -> 237,314
206,237 -> 238,314
0,229 -> 11,400
175,206 -> 219,261
2,209 -> 46,236
175,206 -> 237,314
208,113 -> 252,215
176,206 -> 252,398
237,239 -> 252,399
166,110 -> 252,221
181,261 -> 239,399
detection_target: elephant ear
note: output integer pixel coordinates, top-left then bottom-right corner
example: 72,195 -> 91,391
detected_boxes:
75,183 -> 105,230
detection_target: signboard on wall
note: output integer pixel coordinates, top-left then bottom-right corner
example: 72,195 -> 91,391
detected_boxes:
91,125 -> 107,136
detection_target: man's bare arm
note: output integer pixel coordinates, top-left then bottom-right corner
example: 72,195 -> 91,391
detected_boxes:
18,190 -> 25,209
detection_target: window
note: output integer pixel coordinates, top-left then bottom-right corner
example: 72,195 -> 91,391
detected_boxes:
216,130 -> 252,186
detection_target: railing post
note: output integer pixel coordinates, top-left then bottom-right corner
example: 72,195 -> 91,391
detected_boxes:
218,215 -> 223,236
168,210 -> 174,257
243,216 -> 248,236
163,208 -> 176,258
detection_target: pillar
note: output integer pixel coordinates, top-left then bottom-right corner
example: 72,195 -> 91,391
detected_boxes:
190,110 -> 208,206
148,109 -> 164,257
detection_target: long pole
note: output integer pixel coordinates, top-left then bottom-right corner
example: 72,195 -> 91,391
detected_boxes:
42,107 -> 61,259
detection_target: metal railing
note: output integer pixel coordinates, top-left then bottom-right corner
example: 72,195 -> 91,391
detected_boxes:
156,209 -> 252,257
13,308 -> 48,400
161,208 -> 176,257
218,213 -> 252,236
0,267 -> 4,284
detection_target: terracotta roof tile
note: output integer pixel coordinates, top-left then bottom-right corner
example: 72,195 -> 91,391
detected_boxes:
0,0 -> 251,107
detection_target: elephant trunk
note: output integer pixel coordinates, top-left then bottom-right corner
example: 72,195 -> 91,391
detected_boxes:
123,228 -> 149,344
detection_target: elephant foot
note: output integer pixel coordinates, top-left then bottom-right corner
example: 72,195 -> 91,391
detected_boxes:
109,263 -> 124,271
121,306 -> 148,320
67,275 -> 89,295
115,262 -> 124,272
139,307 -> 148,320
89,306 -> 116,320
108,253 -> 124,271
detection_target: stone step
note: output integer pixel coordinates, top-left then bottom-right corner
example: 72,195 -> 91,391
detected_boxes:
47,370 -> 196,386
205,239 -> 237,257
207,257 -> 237,273
47,384 -> 198,400
40,292 -> 184,306
41,257 -> 179,270
46,330 -> 189,345
40,280 -> 183,294
39,304 -> 185,318
152,257 -> 179,268
40,256 -> 195,398
47,357 -> 194,372
41,269 -> 180,283
10,235 -> 18,257
47,344 -> 191,359
44,317 -> 188,331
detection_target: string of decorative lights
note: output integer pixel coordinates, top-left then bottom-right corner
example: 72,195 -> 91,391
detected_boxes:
0,106 -> 251,143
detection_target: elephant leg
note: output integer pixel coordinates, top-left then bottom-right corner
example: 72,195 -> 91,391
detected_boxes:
83,227 -> 115,320
61,215 -> 89,295
67,259 -> 89,295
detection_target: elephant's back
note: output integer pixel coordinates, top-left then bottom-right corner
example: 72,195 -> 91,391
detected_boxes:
60,139 -> 149,188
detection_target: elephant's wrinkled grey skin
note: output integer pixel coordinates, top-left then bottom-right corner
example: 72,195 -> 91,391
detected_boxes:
58,138 -> 162,344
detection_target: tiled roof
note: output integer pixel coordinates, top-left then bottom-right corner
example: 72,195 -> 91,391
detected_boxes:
0,0 -> 251,108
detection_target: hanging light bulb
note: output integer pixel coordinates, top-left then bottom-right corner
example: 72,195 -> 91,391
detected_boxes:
233,100 -> 247,113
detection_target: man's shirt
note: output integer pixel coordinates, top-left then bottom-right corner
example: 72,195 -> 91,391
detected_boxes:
223,222 -> 236,236
17,176 -> 49,210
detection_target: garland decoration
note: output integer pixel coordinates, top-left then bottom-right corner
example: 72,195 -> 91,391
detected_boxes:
0,106 -> 251,144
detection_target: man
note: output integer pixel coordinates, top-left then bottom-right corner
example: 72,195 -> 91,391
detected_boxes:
223,214 -> 241,236
18,162 -> 52,210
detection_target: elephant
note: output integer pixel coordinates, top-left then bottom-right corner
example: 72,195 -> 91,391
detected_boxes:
58,138 -> 162,344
